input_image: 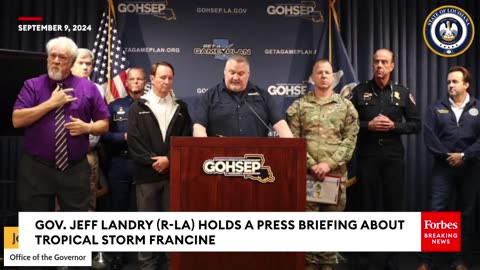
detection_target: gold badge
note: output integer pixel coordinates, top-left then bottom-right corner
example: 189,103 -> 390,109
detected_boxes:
394,91 -> 400,100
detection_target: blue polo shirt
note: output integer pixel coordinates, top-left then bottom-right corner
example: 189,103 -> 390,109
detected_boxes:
193,81 -> 283,137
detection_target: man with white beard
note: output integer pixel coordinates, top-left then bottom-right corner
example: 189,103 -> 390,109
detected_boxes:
12,36 -> 109,212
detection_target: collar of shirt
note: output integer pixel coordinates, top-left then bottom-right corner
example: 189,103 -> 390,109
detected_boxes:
449,93 -> 470,123
371,79 -> 393,92
221,81 -> 256,93
449,93 -> 470,109
144,89 -> 175,105
305,91 -> 339,105
48,73 -> 74,90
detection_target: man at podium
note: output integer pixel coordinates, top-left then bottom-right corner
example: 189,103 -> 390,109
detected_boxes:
192,55 -> 293,138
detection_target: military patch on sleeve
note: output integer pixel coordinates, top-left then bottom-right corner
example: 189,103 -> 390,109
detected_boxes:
409,93 -> 416,105
286,106 -> 295,116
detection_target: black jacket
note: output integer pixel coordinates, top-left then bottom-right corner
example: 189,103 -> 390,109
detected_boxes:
127,97 -> 192,184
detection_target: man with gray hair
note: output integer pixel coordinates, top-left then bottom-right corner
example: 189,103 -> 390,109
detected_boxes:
13,36 -> 110,212
71,48 -> 107,212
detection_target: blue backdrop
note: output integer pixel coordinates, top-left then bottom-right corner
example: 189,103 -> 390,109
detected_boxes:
114,0 -> 330,109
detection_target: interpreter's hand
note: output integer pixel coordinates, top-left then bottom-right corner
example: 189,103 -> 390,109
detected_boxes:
64,116 -> 89,136
368,114 -> 395,132
151,156 -> 169,173
447,153 -> 464,168
49,85 -> 77,108
310,162 -> 331,181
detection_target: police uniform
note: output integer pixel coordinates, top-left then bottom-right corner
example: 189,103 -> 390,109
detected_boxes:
101,95 -> 136,212
287,92 -> 359,266
350,79 -> 421,212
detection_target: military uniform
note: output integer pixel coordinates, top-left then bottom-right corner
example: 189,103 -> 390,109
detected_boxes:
287,91 -> 359,265
350,80 -> 421,211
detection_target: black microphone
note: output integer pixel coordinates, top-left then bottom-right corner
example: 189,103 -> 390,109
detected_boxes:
243,98 -> 278,137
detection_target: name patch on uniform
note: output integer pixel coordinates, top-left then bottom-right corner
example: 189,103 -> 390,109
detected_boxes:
363,92 -> 372,101
436,109 -> 449,114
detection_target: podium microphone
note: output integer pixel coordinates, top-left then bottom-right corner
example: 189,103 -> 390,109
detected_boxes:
243,99 -> 278,137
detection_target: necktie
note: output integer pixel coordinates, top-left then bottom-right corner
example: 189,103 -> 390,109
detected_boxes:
54,83 -> 69,171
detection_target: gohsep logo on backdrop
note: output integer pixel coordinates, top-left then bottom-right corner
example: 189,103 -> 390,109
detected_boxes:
267,83 -> 308,97
117,1 -> 176,20
421,212 -> 461,252
266,1 -> 324,23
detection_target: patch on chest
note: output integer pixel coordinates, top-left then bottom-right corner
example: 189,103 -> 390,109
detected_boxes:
468,108 -> 479,116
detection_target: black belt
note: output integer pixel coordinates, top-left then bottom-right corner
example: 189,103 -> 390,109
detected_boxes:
363,138 -> 400,147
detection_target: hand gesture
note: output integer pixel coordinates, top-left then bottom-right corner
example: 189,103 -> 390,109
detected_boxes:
368,114 -> 395,132
49,85 -> 77,108
64,116 -> 89,136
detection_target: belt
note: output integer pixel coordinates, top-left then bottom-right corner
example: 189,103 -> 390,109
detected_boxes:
361,138 -> 400,147
376,138 -> 403,147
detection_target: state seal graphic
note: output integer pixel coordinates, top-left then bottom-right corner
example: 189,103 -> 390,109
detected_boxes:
423,5 -> 474,57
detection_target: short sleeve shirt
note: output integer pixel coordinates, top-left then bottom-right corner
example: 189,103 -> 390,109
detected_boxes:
194,81 -> 283,137
13,74 -> 110,162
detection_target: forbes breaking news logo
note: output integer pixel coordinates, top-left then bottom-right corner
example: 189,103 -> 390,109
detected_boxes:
421,212 -> 461,252
423,5 -> 474,57
193,39 -> 252,60
266,1 -> 324,23
203,154 -> 275,183
117,1 -> 176,20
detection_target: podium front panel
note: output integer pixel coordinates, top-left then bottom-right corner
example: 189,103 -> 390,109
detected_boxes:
170,137 -> 306,270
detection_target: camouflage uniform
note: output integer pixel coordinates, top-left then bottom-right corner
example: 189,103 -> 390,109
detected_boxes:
287,91 -> 359,266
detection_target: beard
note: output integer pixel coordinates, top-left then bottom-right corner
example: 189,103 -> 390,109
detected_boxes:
48,67 -> 64,81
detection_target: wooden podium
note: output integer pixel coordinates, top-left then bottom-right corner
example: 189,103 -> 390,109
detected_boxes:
170,137 -> 306,270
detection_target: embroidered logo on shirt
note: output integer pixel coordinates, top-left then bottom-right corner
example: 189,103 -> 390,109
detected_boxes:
248,92 -> 260,96
468,108 -> 479,116
139,111 -> 151,114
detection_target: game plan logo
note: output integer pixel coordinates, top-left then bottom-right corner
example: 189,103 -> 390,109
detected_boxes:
421,212 -> 461,252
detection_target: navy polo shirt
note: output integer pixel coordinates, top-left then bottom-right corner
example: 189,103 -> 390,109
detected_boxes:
194,81 -> 283,137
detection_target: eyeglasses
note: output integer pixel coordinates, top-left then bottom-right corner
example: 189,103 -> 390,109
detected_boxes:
48,53 -> 69,62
